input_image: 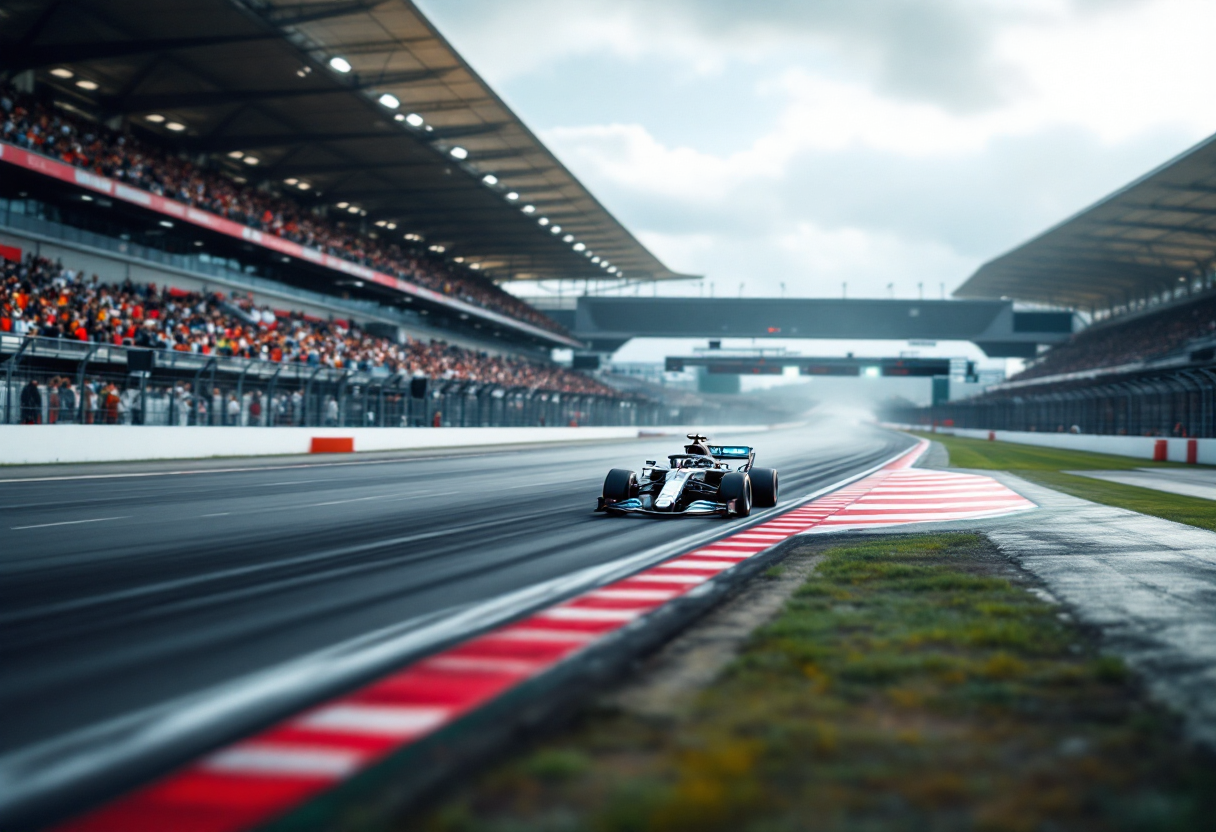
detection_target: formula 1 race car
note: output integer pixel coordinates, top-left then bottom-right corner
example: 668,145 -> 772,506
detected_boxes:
596,434 -> 779,517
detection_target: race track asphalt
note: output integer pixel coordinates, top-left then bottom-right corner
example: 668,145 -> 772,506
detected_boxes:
0,419 -> 911,824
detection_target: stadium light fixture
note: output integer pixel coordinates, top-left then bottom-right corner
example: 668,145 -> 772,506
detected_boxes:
863,366 -> 881,378
375,220 -> 388,228
538,217 -> 549,226
145,114 -> 165,123
405,113 -> 424,127
378,93 -> 400,109
347,205 -> 360,213
50,68 -> 73,79
336,201 -> 350,209
159,220 -> 174,228
81,195 -> 93,202
482,174 -> 498,185
329,56 -> 352,73
551,226 -> 562,234
522,205 -> 535,214
469,263 -> 482,270
227,150 -> 244,159
453,256 -> 464,263
581,249 -> 591,256
284,178 -> 299,185
607,266 -> 618,274
562,235 -> 574,243
75,79 -> 99,91
166,121 -> 187,132
297,182 -> 311,190
385,222 -> 396,230
394,113 -> 405,122
296,66 -> 312,78
242,154 -> 259,164
449,146 -> 468,160
506,192 -> 519,201
428,244 -> 445,253
591,256 -> 600,264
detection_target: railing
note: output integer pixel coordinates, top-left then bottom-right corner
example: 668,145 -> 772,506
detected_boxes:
885,366 -> 1216,438
0,335 -> 665,428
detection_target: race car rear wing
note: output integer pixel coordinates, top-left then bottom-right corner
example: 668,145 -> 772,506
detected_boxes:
708,445 -> 752,459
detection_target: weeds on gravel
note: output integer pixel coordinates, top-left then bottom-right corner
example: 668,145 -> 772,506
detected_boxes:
404,534 -> 1216,832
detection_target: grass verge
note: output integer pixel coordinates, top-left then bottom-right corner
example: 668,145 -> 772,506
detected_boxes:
403,534 -> 1215,832
913,431 -> 1216,532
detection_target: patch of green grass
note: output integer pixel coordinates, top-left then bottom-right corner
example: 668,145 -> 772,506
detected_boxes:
403,535 -> 1216,832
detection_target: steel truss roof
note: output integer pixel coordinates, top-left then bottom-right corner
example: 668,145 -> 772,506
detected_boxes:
955,132 -> 1216,308
0,0 -> 690,282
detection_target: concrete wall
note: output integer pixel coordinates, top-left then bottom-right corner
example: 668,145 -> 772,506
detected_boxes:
0,424 -> 774,465
892,424 -> 1216,465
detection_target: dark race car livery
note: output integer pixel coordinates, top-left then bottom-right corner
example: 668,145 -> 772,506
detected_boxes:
596,434 -> 779,518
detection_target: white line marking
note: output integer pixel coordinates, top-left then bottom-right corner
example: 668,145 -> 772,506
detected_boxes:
538,606 -> 647,622
629,573 -> 710,585
657,559 -> 735,570
298,704 -> 449,737
588,588 -> 682,601
11,516 -> 129,530
201,512 -> 230,517
202,743 -> 364,778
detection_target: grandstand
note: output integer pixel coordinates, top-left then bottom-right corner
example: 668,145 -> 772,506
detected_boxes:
896,130 -> 1216,437
0,0 -> 695,425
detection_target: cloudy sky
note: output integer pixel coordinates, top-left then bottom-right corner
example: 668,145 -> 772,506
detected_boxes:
416,0 -> 1216,305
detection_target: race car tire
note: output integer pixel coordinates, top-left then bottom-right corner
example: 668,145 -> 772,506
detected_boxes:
718,471 -> 752,517
750,467 -> 779,508
603,468 -> 638,502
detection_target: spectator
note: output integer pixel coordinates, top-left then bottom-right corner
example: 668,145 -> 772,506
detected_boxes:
19,378 -> 41,424
59,379 -> 77,423
2,255 -> 617,398
1013,293 -> 1216,381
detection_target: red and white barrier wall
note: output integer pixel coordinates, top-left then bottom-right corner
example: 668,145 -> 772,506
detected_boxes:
889,424 -> 1216,465
0,424 -> 775,465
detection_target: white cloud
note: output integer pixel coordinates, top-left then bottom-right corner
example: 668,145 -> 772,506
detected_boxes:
429,0 -> 1216,316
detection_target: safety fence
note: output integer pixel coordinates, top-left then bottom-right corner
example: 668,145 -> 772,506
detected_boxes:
1,336 -> 768,429
884,366 -> 1216,438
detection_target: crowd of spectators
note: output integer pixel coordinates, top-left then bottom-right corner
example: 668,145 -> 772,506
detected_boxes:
0,84 -> 562,335
1,254 -> 617,397
1014,293 -> 1216,381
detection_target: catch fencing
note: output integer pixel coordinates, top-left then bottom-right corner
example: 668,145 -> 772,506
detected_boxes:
0,335 -> 768,429
885,366 -> 1216,438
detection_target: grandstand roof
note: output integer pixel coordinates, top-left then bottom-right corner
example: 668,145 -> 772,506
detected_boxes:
1,0 -> 689,283
955,131 -> 1216,309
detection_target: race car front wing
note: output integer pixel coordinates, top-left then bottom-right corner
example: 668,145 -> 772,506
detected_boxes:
596,497 -> 737,517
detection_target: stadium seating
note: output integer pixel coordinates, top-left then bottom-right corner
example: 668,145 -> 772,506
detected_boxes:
1011,293 -> 1216,381
0,254 -> 616,397
0,85 -> 562,335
